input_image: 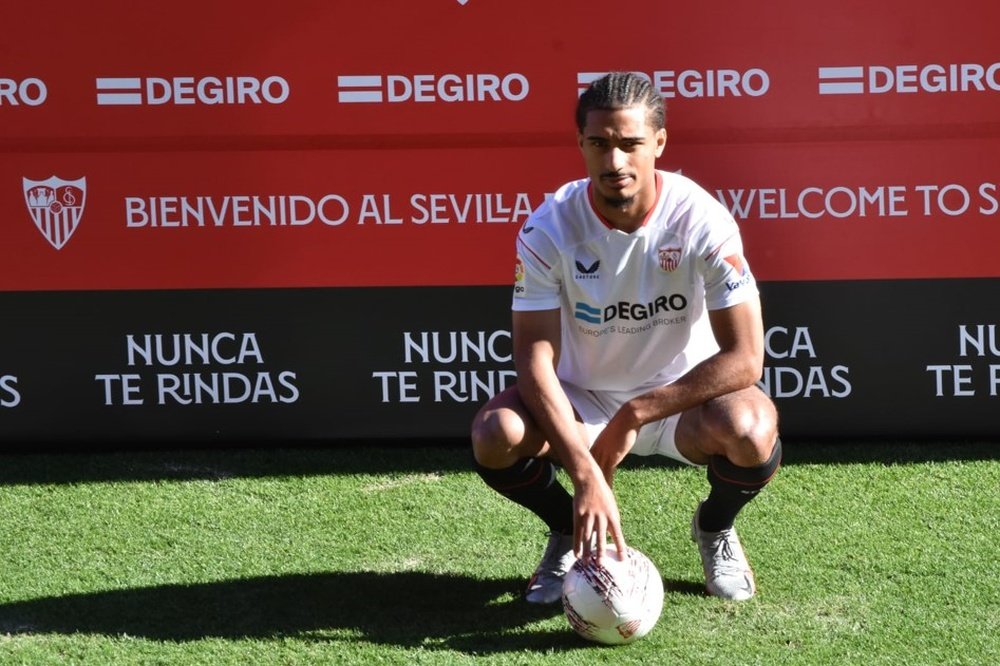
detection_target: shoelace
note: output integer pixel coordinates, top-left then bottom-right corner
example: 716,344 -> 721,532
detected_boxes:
707,530 -> 742,574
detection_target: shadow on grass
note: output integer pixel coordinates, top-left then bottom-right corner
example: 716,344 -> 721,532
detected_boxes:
0,438 -> 995,487
663,579 -> 708,597
0,442 -> 470,487
618,438 -> 999,472
0,570 -> 588,654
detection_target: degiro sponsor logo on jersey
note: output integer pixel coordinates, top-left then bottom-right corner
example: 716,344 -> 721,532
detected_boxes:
577,69 -> 769,98
818,63 -> 1000,95
95,76 -> 290,105
574,294 -> 689,325
337,73 -> 529,103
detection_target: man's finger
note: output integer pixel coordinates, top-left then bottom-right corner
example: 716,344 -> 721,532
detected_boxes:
594,517 -> 607,563
575,515 -> 592,558
610,522 -> 627,560
595,533 -> 607,563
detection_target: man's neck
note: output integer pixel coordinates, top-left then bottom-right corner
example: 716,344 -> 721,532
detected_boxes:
595,200 -> 648,233
592,172 -> 661,233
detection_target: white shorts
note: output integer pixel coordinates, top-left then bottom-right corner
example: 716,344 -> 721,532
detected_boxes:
561,381 -> 696,466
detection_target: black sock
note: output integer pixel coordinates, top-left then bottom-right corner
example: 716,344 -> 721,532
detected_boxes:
698,437 -> 782,532
475,456 -> 574,534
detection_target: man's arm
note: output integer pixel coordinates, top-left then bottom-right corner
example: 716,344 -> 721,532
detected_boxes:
591,297 -> 765,477
512,308 -> 626,559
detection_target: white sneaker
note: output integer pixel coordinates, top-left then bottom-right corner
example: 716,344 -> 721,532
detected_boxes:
525,531 -> 576,604
691,502 -> 756,601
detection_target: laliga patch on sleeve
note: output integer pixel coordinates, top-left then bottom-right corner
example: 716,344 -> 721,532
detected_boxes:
514,256 -> 526,295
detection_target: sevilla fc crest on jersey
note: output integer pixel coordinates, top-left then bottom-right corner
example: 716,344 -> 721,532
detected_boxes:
657,245 -> 682,272
23,176 -> 87,250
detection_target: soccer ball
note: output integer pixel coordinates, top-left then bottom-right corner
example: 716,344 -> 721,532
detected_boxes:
561,545 -> 664,645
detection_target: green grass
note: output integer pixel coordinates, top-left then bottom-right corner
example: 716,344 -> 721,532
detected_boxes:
0,442 -> 997,665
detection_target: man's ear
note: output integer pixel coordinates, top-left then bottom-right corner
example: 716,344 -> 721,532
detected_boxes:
655,128 -> 667,158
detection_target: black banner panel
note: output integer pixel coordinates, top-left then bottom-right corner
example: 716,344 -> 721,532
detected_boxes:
1,280 -> 997,445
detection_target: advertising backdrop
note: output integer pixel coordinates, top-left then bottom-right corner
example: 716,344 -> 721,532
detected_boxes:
2,1 -> 999,443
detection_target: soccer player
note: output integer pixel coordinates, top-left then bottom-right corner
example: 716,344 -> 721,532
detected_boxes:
471,72 -> 780,604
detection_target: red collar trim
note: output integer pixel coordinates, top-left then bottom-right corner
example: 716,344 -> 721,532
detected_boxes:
587,171 -> 663,231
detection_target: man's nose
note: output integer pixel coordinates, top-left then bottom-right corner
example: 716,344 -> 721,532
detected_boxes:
608,147 -> 627,172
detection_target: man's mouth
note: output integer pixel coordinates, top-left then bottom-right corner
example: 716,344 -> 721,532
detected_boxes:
602,173 -> 633,189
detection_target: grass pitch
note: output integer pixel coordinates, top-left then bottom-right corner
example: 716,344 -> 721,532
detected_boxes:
0,441 -> 996,665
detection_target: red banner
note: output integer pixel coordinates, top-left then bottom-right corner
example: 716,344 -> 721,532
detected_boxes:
2,1 -> 998,145
3,138 -> 998,290
2,0 -> 1000,289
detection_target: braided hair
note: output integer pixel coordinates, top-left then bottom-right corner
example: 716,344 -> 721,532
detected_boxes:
575,72 -> 665,132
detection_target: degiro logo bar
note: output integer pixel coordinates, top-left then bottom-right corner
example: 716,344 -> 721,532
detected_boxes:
95,76 -> 290,105
577,69 -> 770,98
818,63 -> 1000,95
337,73 -> 530,103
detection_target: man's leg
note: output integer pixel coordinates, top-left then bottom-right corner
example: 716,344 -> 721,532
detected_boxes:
675,386 -> 780,600
471,385 -> 577,604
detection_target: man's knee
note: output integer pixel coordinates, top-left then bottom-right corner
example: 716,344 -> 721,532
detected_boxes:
702,391 -> 778,466
470,394 -> 536,468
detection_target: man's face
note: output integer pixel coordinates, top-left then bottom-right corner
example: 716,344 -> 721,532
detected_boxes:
578,105 -> 666,212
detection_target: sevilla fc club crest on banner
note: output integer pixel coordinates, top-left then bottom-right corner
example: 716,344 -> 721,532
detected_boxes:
22,176 -> 87,250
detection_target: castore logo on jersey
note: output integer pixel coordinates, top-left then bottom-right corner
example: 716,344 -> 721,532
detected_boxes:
575,259 -> 600,279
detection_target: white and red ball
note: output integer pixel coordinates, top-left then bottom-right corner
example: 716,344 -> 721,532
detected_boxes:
561,545 -> 664,645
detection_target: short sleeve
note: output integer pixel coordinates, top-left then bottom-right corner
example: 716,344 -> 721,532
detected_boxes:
699,212 -> 758,311
512,226 -> 562,311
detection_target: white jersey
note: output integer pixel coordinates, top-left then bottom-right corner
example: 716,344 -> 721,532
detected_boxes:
513,170 -> 757,392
